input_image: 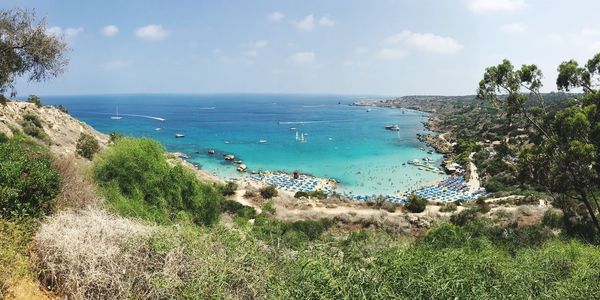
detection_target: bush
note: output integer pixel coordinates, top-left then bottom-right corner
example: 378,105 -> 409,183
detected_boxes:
108,131 -> 124,144
381,201 -> 397,213
542,210 -> 563,229
450,208 -> 479,226
26,95 -> 42,108
0,132 -> 7,143
220,181 -> 238,196
259,185 -> 278,199
221,200 -> 257,219
53,104 -> 68,114
76,132 -> 100,160
243,190 -> 256,198
294,191 -> 309,198
405,193 -> 427,213
309,190 -> 328,200
476,198 -> 491,213
20,113 -> 50,143
0,136 -> 61,219
440,203 -> 458,212
0,219 -> 35,297
0,95 -> 7,106
262,201 -> 275,214
93,138 -> 222,226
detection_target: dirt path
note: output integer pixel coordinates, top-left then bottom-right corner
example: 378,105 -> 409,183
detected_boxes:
467,152 -> 481,193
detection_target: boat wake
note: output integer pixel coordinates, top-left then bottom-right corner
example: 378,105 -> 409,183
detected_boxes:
198,107 -> 216,110
120,114 -> 166,121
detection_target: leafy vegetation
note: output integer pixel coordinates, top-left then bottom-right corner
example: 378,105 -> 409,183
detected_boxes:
405,193 -> 427,213
0,135 -> 60,219
93,137 -> 222,226
219,181 -> 238,196
26,95 -> 41,107
221,200 -> 256,219
75,132 -> 99,160
259,185 -> 278,199
19,112 -> 50,143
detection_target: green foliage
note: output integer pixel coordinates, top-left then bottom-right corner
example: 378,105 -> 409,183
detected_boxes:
405,193 -> 427,213
93,138 -> 222,226
294,191 -> 309,198
19,113 -> 49,143
252,215 -> 332,248
261,201 -> 275,214
0,218 -> 35,296
221,200 -> 256,219
108,131 -> 124,144
0,132 -> 7,143
53,104 -> 68,114
309,189 -> 328,200
219,181 -> 238,196
0,95 -> 6,106
26,95 -> 41,107
0,136 -> 60,219
0,9 -> 68,96
76,132 -> 99,160
439,202 -> 458,212
450,208 -> 479,226
259,185 -> 278,199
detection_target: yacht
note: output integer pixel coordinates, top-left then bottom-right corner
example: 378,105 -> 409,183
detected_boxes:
385,124 -> 400,131
110,106 -> 123,120
175,133 -> 185,138
258,139 -> 267,144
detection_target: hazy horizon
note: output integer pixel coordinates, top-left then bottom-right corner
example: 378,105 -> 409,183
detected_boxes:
3,0 -> 600,96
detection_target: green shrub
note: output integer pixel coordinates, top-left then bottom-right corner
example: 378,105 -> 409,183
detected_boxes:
108,131 -> 124,144
221,200 -> 256,219
0,137 -> 60,219
76,132 -> 99,160
26,95 -> 42,108
22,113 -> 42,128
220,181 -> 238,196
252,216 -> 332,248
53,104 -> 68,114
542,210 -> 563,229
0,95 -> 7,106
294,191 -> 309,198
259,185 -> 278,199
0,132 -> 7,143
405,193 -> 427,213
440,202 -> 458,212
381,201 -> 397,213
476,198 -> 491,213
93,138 -> 222,226
262,201 -> 275,214
309,190 -> 327,200
450,208 -> 479,226
0,218 -> 35,296
243,190 -> 256,198
20,113 -> 50,143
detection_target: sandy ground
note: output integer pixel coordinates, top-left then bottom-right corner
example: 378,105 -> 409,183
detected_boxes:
467,152 -> 481,192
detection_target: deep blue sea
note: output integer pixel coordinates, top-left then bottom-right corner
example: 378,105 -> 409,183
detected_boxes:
43,94 -> 446,195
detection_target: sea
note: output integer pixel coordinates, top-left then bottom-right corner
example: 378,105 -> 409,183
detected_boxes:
42,94 -> 446,196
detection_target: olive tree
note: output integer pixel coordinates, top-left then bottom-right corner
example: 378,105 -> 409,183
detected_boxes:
0,8 -> 68,96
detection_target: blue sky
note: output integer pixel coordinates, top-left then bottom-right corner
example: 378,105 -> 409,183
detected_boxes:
4,0 -> 600,96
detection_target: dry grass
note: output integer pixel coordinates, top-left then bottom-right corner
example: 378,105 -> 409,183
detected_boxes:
34,209 -> 156,299
51,155 -> 103,211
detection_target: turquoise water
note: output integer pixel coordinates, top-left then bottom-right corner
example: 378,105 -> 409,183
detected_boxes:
43,94 -> 446,195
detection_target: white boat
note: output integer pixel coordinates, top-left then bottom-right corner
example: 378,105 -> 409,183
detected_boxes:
300,133 -> 305,143
110,106 -> 123,120
175,133 -> 185,138
155,128 -> 161,131
289,127 -> 297,131
295,131 -> 299,141
258,139 -> 267,144
367,108 -> 372,112
385,124 -> 400,131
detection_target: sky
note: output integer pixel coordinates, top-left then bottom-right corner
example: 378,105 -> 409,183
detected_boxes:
3,0 -> 600,96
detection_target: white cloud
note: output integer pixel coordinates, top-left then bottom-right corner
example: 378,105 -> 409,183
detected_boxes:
244,40 -> 269,57
290,51 -> 315,64
295,14 -> 334,31
468,0 -> 526,13
501,23 -> 526,33
101,25 -> 119,37
385,30 -> 463,54
268,11 -> 285,22
46,26 -> 84,39
296,14 -> 316,31
135,24 -> 169,41
377,48 -> 407,60
318,16 -> 335,26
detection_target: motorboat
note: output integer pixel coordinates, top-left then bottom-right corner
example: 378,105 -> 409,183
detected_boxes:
385,124 -> 400,131
175,133 -> 185,138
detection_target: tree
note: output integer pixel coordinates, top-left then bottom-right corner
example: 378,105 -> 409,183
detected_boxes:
405,193 -> 427,213
76,133 -> 99,160
478,55 -> 600,237
260,186 -> 278,199
27,94 -> 41,107
0,9 -> 68,96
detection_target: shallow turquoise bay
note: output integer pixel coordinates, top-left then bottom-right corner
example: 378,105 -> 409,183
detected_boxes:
44,94 -> 446,196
